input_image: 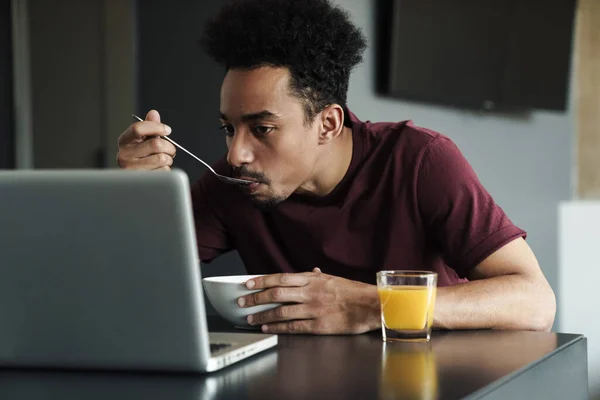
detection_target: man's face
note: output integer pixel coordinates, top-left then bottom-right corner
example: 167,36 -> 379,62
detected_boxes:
220,66 -> 321,209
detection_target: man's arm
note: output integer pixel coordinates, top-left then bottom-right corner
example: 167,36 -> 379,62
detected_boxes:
415,135 -> 556,331
434,237 -> 556,331
239,236 -> 555,334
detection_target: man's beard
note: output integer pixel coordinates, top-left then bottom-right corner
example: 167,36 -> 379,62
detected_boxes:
250,195 -> 286,212
232,166 -> 289,211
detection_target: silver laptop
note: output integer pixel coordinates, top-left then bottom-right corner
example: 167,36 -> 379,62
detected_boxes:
0,169 -> 277,373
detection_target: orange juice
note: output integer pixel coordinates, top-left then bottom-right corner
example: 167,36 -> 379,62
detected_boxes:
378,286 -> 436,330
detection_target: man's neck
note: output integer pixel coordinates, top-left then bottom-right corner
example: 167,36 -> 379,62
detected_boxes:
296,125 -> 354,197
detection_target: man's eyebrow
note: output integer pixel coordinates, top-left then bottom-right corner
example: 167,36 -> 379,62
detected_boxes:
219,110 -> 281,122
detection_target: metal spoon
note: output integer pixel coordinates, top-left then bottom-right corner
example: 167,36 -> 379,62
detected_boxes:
132,114 -> 252,185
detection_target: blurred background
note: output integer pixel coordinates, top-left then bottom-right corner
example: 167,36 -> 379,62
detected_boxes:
1,0 -> 598,397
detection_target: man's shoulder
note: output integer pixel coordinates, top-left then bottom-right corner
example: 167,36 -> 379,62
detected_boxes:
361,118 -> 451,162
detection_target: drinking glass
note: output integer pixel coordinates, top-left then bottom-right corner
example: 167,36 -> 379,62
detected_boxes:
376,271 -> 437,342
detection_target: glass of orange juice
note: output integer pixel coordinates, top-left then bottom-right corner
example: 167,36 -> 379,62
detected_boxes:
376,271 -> 437,342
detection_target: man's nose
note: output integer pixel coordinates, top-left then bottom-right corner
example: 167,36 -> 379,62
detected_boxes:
226,131 -> 254,167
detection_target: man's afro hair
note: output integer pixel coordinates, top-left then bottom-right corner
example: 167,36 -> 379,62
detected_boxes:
201,0 -> 367,122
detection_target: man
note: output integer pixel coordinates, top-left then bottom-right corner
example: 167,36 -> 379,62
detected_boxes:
117,0 -> 555,335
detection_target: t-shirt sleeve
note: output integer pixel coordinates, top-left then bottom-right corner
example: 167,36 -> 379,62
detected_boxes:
416,136 -> 526,277
191,177 -> 234,263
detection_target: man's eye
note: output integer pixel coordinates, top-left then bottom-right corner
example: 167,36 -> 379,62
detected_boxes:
219,125 -> 234,137
253,126 -> 274,136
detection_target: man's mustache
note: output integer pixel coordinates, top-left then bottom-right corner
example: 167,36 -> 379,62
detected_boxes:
232,166 -> 270,184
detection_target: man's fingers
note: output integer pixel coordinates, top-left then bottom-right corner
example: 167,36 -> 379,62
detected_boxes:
118,121 -> 172,147
248,304 -> 315,325
120,137 -> 176,160
145,109 -> 161,123
239,286 -> 305,307
138,153 -> 174,168
245,273 -> 312,290
129,121 -> 172,139
141,137 -> 176,157
118,153 -> 173,170
117,137 -> 176,169
118,109 -> 166,147
116,110 -> 176,171
261,319 -> 315,334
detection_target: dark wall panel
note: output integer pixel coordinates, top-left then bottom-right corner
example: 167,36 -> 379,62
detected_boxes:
0,0 -> 13,169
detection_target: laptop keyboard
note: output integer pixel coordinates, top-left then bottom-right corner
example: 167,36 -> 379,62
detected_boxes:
210,342 -> 232,353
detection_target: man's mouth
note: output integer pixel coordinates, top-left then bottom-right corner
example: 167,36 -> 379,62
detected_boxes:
238,177 -> 263,194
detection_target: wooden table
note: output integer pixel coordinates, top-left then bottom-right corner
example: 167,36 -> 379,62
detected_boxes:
0,316 -> 588,399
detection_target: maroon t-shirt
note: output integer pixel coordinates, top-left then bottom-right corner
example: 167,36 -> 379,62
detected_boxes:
191,110 -> 526,287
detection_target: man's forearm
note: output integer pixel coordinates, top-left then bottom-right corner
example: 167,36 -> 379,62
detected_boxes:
433,274 -> 556,331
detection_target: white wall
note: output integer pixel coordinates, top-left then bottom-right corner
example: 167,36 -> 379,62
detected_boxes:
559,202 -> 600,399
338,0 -> 575,328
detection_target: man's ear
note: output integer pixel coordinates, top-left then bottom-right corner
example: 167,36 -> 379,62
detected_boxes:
318,104 -> 345,145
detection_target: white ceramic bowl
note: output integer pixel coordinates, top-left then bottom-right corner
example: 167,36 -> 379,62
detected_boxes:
202,274 -> 281,328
